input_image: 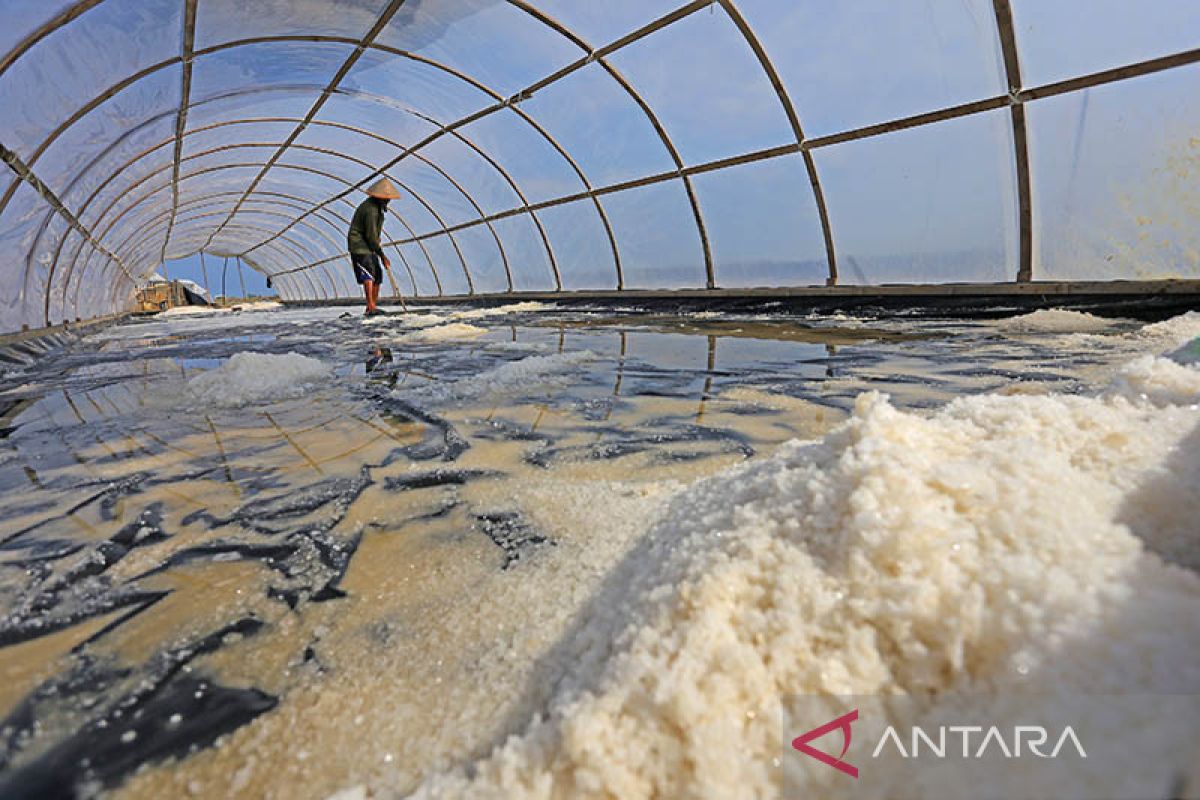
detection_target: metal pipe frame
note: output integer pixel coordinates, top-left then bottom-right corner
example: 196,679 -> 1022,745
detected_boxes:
508,0 -> 715,289
4,38 -> 601,293
89,161 -> 348,267
4,9 -> 731,300
39,94 -> 551,304
236,3 -> 726,287
65,149 -> 454,296
3,0 -> 1200,323
42,108 -> 535,301
718,0 -> 839,286
122,206 -> 340,274
196,0 -> 410,252
158,0 -> 198,267
273,44 -> 1200,282
59,170 -> 335,311
0,144 -> 135,298
991,0 -> 1034,282
53,184 -> 363,322
74,181 -> 350,307
46,113 -> 447,317
111,149 -> 391,272
288,143 -> 811,271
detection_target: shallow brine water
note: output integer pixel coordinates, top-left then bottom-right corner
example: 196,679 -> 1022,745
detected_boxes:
0,303 -> 1197,799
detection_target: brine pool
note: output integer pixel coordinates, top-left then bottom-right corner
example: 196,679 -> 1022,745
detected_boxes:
0,303 -> 1197,799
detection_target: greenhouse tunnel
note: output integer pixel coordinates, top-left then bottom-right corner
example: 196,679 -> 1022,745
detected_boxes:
2,0 -> 1199,336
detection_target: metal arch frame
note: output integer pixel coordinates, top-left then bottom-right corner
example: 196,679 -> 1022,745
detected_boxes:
3,27 -> 630,297
221,230 -> 333,299
236,63 -> 626,290
136,208 -> 347,300
225,229 -> 335,299
235,2 -> 731,287
282,140 -> 492,293
441,127 -> 560,290
122,192 -> 363,289
8,28 -> 607,292
507,0 -> 716,288
119,214 -> 332,299
175,189 -> 356,232
158,0 -> 198,268
86,37 -> 1200,292
4,1 -> 1200,322
717,0 -> 839,286
42,113 -> 397,321
282,145 -> 812,274
279,151 -> 474,291
170,198 -> 371,292
399,146 -> 512,291
195,8 -> 1200,296
123,219 -> 322,289
52,177 -> 360,323
58,164 -> 332,307
113,155 -> 428,298
84,161 -> 344,272
234,9 -> 747,288
0,145 -> 136,297
0,1 -> 106,76
439,99 -> 623,288
118,158 -> 358,260
0,53 -> 181,216
39,98 -> 324,321
37,105 -> 540,304
68,185 -> 350,302
171,192 -> 355,250
39,90 -> 539,303
313,117 -> 551,290
63,150 -> 452,298
31,88 -> 321,229
122,205 -> 340,275
197,0 -> 410,253
991,0 -> 1034,282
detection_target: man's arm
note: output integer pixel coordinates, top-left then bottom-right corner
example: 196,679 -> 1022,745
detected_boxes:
371,206 -> 391,269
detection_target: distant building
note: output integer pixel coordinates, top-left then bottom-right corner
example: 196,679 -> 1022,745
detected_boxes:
135,273 -> 213,313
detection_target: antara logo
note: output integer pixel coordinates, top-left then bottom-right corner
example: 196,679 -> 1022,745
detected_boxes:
792,709 -> 1087,779
791,709 -> 860,778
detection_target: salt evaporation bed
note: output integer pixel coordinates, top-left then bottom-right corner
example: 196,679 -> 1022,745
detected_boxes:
403,351 -> 595,403
0,305 -> 1194,799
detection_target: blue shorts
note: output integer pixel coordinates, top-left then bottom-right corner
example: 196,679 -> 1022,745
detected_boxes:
351,253 -> 383,284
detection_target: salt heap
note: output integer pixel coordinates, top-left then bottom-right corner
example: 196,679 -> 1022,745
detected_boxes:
402,323 -> 488,342
995,308 -> 1121,334
185,352 -> 331,407
396,317 -> 1200,800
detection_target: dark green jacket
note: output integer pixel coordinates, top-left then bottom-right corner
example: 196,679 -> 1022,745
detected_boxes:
347,198 -> 386,256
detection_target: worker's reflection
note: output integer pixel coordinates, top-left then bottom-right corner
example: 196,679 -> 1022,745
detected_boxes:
366,344 -> 393,376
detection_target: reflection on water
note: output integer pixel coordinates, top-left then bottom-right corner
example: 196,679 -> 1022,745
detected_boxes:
0,304 -> 1150,797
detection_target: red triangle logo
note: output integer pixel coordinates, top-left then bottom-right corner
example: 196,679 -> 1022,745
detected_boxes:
791,708 -> 859,778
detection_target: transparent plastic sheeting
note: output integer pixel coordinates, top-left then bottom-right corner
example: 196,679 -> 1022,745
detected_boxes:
1,0 -> 1198,332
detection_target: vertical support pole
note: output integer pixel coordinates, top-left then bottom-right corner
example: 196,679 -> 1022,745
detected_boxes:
992,0 -> 1035,282
236,256 -> 248,300
718,0 -> 838,286
199,251 -> 211,301
221,256 -> 228,305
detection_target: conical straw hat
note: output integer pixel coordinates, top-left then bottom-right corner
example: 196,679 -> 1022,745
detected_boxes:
366,177 -> 401,199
